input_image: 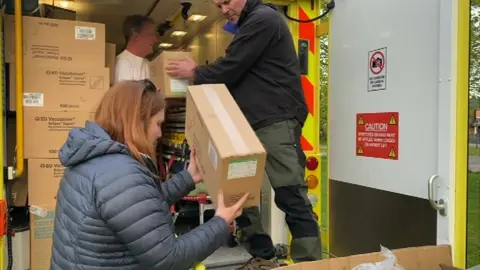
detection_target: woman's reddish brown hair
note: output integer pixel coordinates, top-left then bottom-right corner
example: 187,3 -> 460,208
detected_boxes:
94,80 -> 165,163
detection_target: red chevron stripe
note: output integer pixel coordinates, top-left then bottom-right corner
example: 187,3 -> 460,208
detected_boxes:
298,6 -> 315,153
301,76 -> 314,116
299,7 -> 315,54
301,135 -> 314,151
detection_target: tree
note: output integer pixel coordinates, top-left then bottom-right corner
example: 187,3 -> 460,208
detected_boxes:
470,2 -> 480,101
319,35 -> 328,145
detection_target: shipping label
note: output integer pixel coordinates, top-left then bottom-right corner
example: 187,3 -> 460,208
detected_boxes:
75,26 -> 96,40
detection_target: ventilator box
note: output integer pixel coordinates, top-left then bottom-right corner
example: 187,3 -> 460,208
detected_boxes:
185,84 -> 266,208
4,15 -> 105,67
150,51 -> 192,97
28,158 -> 64,207
24,110 -> 94,158
9,64 -> 109,111
28,158 -> 64,270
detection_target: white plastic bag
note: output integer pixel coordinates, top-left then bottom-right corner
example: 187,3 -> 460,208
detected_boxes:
352,246 -> 405,270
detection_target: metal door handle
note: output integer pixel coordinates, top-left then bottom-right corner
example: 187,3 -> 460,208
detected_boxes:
428,174 -> 447,216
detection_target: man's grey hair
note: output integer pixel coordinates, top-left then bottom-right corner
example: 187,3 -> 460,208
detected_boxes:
122,15 -> 155,42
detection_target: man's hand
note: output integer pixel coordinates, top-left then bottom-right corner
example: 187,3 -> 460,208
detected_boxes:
166,58 -> 197,79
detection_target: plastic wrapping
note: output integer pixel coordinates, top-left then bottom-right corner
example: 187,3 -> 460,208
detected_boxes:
353,246 -> 405,270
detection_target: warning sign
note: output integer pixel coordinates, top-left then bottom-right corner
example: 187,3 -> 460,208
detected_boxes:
356,112 -> 399,160
368,47 -> 387,91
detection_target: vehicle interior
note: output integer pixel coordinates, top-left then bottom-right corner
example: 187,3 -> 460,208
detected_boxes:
3,0 -> 264,269
3,0 -> 478,270
75,0 -> 234,62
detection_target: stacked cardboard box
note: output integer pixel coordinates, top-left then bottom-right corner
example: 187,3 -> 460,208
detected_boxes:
150,51 -> 192,97
5,15 -> 112,269
154,51 -> 193,190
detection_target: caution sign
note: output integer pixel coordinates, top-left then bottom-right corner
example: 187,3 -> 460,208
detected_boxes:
356,112 -> 399,160
368,47 -> 387,91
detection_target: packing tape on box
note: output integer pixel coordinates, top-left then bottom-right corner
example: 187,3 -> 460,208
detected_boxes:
202,85 -> 249,155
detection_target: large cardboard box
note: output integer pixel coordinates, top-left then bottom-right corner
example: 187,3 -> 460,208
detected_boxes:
276,245 -> 454,270
28,158 -> 64,270
24,110 -> 94,158
5,15 -> 105,66
28,159 -> 64,207
185,84 -> 266,208
9,64 -> 109,111
106,43 -> 117,85
150,51 -> 192,97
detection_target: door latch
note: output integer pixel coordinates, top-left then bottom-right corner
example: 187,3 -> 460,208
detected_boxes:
428,174 -> 447,216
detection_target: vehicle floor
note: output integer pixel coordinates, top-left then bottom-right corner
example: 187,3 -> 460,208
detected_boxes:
203,245 -> 251,269
174,205 -> 288,269
174,212 -> 251,269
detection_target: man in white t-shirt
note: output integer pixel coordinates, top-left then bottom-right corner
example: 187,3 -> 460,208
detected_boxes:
114,15 -> 158,83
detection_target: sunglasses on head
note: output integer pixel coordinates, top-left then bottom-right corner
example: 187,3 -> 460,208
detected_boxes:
140,79 -> 157,93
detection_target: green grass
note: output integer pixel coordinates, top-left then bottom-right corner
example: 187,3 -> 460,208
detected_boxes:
320,155 -> 327,184
319,154 -> 329,258
469,145 -> 480,156
320,144 -> 328,153
467,172 -> 480,268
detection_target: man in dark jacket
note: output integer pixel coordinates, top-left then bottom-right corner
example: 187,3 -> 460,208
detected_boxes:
166,0 -> 322,268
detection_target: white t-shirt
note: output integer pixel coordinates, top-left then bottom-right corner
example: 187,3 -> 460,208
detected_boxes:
114,50 -> 150,83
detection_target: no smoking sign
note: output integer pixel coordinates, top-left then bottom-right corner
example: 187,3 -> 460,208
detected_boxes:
368,47 -> 387,91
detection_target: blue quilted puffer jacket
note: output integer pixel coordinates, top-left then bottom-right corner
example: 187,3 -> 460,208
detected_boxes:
50,121 -> 230,270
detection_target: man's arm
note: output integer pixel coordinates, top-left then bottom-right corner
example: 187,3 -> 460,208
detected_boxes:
114,59 -> 135,83
194,9 -> 279,86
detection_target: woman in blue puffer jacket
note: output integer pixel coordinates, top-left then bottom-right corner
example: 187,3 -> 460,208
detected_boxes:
50,79 -> 249,270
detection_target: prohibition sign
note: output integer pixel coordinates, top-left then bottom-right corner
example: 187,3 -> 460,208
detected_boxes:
370,51 -> 385,75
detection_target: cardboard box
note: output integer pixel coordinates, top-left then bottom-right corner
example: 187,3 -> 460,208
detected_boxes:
8,173 -> 28,207
185,84 -> 266,208
28,159 -> 64,207
28,158 -> 64,270
5,15 -> 105,66
276,245 -> 453,270
106,43 -> 117,85
39,3 -> 77,21
9,64 -> 109,111
24,110 -> 94,158
6,120 -> 28,207
30,206 -> 55,270
150,51 -> 192,97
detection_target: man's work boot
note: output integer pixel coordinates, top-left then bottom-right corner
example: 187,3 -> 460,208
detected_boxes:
235,257 -> 280,270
